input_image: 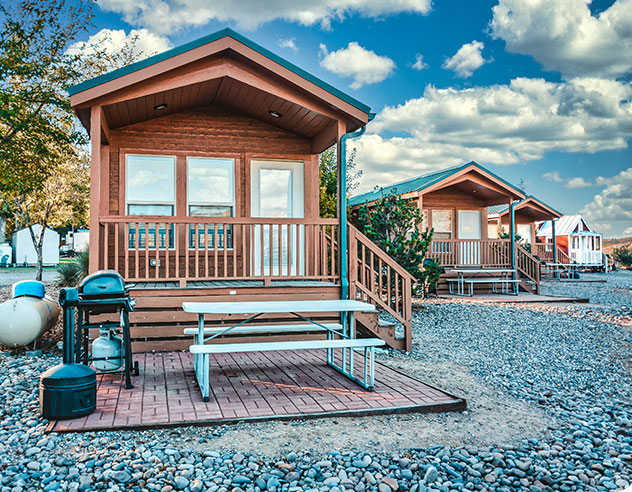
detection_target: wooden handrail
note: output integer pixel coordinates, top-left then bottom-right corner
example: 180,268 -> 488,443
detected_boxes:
348,223 -> 413,351
516,245 -> 541,294
100,215 -> 339,225
427,238 -> 512,268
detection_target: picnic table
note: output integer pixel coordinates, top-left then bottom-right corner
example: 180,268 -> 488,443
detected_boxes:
446,268 -> 519,296
543,263 -> 583,280
182,299 -> 384,401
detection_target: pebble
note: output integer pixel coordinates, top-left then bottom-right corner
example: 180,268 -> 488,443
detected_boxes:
0,273 -> 629,492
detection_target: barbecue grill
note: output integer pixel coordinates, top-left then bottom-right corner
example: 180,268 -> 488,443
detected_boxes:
72,270 -> 138,389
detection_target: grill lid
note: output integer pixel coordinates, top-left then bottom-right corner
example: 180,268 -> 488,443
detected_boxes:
79,270 -> 127,298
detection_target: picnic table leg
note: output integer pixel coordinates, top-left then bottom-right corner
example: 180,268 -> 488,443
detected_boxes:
348,311 -> 355,377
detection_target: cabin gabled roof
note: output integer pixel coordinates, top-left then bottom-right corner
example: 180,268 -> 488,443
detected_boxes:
348,161 -> 525,206
487,195 -> 561,219
537,215 -> 600,237
68,28 -> 372,151
68,27 -> 371,116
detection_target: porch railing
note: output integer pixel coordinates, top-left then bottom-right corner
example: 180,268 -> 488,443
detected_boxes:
426,239 -> 512,267
348,224 -> 413,351
99,216 -> 339,285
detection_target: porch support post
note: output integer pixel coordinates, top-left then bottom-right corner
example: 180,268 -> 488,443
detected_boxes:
510,200 -> 516,276
88,106 -> 102,274
338,117 -> 372,300
552,218 -> 557,265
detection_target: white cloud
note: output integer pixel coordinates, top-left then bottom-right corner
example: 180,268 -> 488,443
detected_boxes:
319,42 -> 395,89
353,77 -> 632,193
67,28 -> 172,59
278,37 -> 298,52
581,167 -> 632,235
490,0 -> 632,79
623,226 -> 632,235
411,54 -> 428,71
543,171 -> 564,182
565,177 -> 593,188
97,0 -> 432,34
442,40 -> 488,78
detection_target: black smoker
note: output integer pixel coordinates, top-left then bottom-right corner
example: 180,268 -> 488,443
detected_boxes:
40,288 -> 97,419
39,271 -> 138,420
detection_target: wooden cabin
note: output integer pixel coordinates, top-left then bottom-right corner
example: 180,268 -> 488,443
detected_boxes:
537,215 -> 604,267
487,196 -> 562,261
69,28 -> 413,351
349,162 -> 547,293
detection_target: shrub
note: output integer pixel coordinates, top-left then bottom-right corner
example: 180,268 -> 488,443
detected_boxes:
612,247 -> 632,269
56,249 -> 89,286
357,190 -> 439,296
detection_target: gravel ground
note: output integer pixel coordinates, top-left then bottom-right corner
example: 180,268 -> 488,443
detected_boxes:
0,269 -> 58,288
0,272 -> 631,492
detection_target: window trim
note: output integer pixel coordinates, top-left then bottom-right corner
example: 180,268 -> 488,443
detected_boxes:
125,153 -> 177,216
186,156 -> 237,251
186,156 -> 236,212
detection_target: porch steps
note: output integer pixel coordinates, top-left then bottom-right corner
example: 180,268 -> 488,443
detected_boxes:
355,311 -> 404,351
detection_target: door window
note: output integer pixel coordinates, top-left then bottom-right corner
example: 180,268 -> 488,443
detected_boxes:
458,210 -> 482,239
431,210 -> 452,239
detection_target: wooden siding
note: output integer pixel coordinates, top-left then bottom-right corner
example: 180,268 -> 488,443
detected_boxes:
107,104 -> 318,218
420,189 -> 504,240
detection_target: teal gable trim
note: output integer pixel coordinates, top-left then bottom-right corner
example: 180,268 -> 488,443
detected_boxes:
349,161 -> 525,207
67,28 -> 371,115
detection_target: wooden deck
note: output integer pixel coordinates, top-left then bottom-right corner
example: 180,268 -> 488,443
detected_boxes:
49,350 -> 464,432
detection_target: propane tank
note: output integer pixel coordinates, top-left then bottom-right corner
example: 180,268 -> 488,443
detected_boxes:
91,329 -> 123,372
0,281 -> 60,347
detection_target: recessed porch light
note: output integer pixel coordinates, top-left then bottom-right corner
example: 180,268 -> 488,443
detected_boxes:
268,110 -> 282,118
472,189 -> 478,193
154,103 -> 168,110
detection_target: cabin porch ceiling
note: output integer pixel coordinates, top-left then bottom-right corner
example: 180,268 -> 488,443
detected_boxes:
431,179 -> 516,206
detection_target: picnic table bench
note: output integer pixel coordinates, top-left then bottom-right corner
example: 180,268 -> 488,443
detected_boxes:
542,263 -> 583,280
182,300 -> 384,401
446,268 -> 520,296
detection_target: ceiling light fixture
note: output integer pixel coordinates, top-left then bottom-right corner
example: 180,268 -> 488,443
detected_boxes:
268,110 -> 281,118
154,103 -> 168,110
472,189 -> 478,193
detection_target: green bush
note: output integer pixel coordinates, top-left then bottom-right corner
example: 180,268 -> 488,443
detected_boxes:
612,247 -> 632,269
56,249 -> 89,286
357,190 -> 439,296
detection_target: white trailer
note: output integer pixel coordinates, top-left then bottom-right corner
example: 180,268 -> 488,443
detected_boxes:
13,225 -> 60,266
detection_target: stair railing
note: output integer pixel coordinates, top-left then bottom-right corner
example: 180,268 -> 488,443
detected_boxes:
348,223 -> 414,351
516,245 -> 541,294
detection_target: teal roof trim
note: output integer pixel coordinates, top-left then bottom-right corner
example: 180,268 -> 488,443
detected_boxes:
67,28 -> 372,115
349,161 -> 525,207
487,195 -> 562,217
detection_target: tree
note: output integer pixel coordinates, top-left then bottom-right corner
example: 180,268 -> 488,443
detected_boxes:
13,149 -> 89,280
319,145 -> 362,218
357,190 -> 439,296
1,0 -> 150,277
612,247 -> 632,269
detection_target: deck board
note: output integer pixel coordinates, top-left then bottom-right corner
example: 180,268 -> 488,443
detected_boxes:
50,351 -> 464,432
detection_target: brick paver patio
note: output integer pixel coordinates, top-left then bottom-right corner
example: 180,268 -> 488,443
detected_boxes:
50,351 -> 465,432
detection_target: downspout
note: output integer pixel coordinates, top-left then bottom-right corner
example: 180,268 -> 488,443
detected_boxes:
339,113 -> 375,300
552,219 -> 557,278
510,201 -> 516,279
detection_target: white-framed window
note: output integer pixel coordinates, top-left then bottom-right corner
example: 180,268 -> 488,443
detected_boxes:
125,154 -> 176,249
187,157 -> 235,249
432,209 -> 453,239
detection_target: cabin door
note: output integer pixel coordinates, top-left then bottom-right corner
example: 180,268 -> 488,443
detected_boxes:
251,160 -> 305,277
457,210 -> 482,265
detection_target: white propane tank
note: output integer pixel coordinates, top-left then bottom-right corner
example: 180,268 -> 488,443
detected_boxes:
91,330 -> 123,372
0,282 -> 60,347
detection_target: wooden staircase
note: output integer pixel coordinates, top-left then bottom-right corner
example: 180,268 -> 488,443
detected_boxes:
348,224 -> 414,351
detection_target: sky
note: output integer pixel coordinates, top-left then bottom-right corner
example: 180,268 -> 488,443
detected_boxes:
75,0 -> 632,237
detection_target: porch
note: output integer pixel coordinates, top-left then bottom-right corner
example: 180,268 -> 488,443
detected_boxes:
49,350 -> 465,432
